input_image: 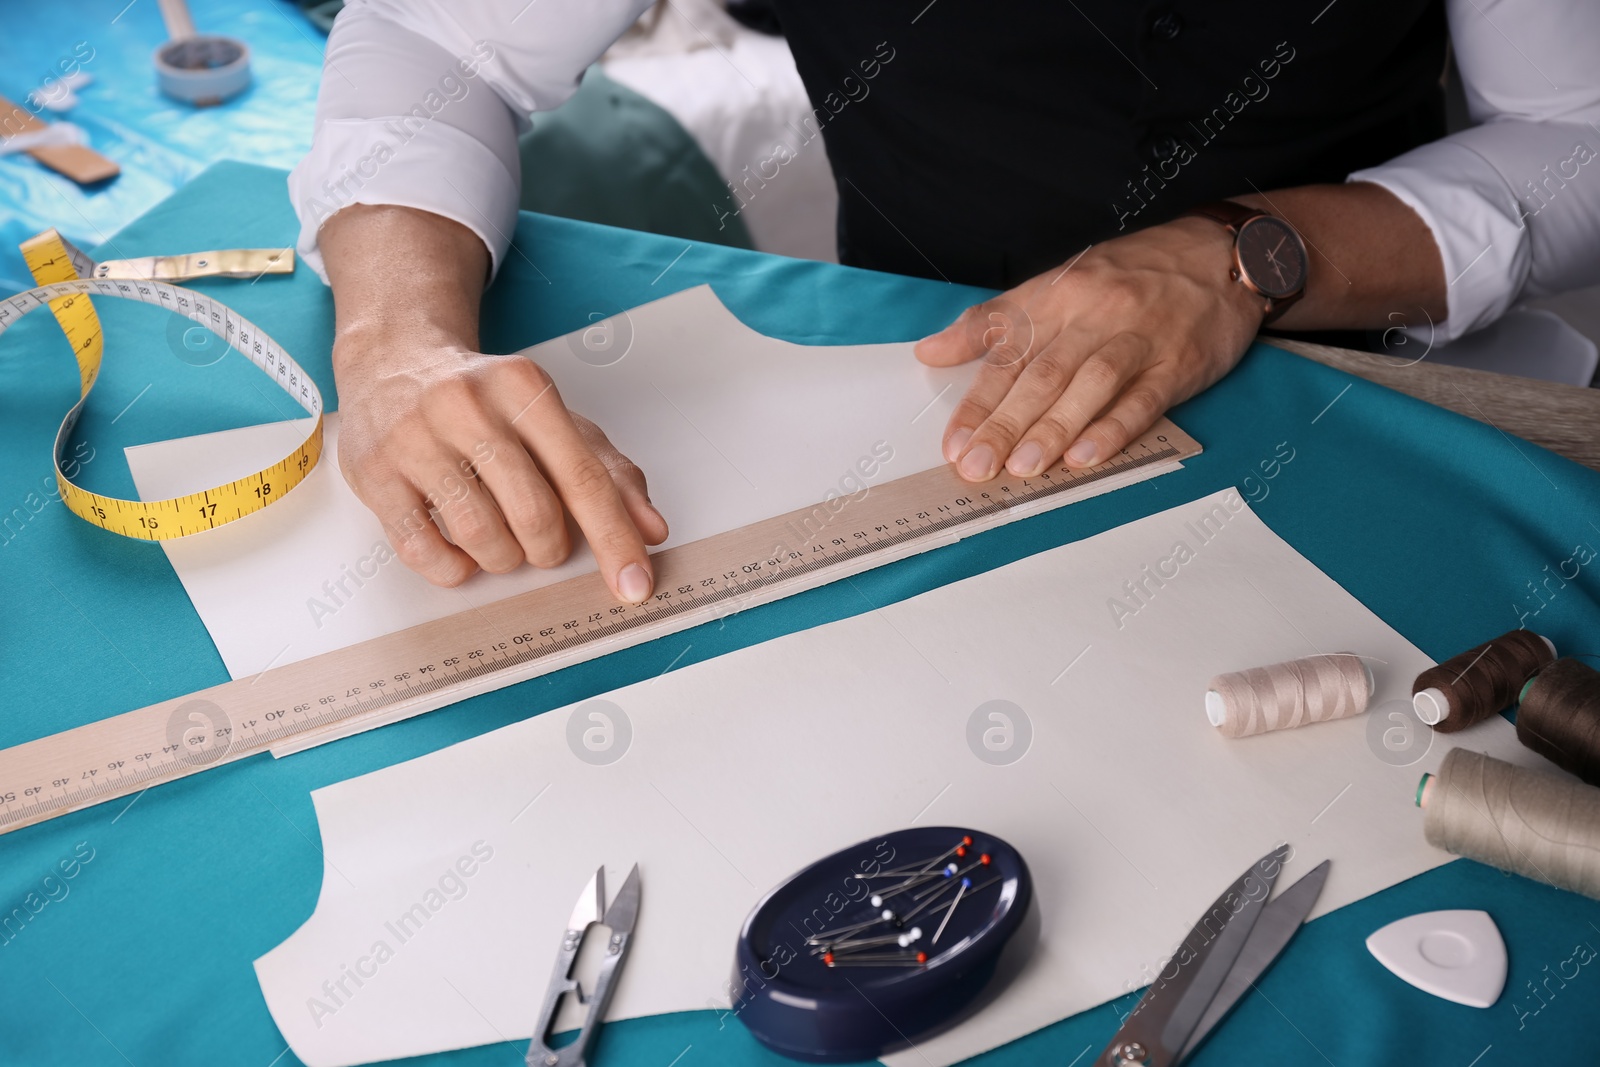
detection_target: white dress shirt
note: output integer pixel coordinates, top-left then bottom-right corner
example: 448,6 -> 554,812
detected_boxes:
290,0 -> 1600,343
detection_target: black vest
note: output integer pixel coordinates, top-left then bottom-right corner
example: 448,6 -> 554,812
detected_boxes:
771,2 -> 1446,289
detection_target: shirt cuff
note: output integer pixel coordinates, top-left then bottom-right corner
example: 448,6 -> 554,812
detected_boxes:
288,115 -> 520,284
1349,138 -> 1531,345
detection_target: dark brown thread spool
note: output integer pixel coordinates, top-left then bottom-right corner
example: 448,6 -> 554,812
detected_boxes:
1517,658 -> 1600,786
1413,629 -> 1555,732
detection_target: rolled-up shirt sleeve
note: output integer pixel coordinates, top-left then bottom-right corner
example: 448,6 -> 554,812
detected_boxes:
1348,0 -> 1600,343
288,0 -> 650,283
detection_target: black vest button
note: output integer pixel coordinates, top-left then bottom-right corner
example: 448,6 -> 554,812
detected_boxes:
1147,135 -> 1182,162
1150,12 -> 1184,40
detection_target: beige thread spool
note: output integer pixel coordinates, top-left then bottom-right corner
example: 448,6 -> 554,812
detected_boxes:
1206,653 -> 1373,738
1419,748 -> 1600,901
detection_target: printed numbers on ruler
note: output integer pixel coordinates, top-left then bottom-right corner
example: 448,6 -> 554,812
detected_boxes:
0,318 -> 1198,834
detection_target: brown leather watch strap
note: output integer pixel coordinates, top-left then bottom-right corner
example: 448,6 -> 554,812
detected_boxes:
1182,200 -> 1264,234
1182,200 -> 1306,323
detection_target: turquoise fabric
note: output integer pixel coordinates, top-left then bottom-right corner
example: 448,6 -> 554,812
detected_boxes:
0,0 -> 323,298
2,161 -> 1598,1067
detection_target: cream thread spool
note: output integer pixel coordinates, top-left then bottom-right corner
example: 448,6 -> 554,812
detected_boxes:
1418,748 -> 1600,901
1206,653 -> 1373,738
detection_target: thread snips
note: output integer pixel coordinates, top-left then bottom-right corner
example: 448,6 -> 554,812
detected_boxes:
526,864 -> 641,1067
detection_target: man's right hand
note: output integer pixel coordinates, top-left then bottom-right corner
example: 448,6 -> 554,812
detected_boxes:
320,204 -> 665,604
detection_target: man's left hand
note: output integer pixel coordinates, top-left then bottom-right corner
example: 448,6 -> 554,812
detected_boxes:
915,217 -> 1269,480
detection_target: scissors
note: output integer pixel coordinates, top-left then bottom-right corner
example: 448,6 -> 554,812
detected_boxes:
1097,845 -> 1329,1067
526,864 -> 642,1067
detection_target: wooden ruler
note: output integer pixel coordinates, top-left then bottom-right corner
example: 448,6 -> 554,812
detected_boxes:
0,94 -> 120,184
0,422 -> 1199,836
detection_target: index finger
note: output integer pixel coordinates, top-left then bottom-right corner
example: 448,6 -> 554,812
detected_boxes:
516,404 -> 656,605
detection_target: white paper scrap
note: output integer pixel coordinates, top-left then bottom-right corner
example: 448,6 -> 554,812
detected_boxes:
125,285 -> 1174,679
253,489 -> 1538,1067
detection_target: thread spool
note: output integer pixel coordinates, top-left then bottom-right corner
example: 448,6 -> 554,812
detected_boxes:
1516,658 -> 1600,786
1206,652 -> 1373,738
1417,748 -> 1600,901
1412,630 -> 1555,731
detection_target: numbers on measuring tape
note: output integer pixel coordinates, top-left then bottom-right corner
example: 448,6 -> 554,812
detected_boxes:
0,289 -> 1198,837
12,228 -> 323,541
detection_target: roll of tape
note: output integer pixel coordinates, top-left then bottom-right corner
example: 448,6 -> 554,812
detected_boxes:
154,35 -> 251,106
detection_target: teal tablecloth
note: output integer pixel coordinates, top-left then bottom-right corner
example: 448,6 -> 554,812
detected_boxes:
2,162 -> 1598,1067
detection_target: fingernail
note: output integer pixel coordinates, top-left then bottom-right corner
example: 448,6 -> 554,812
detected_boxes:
618,562 -> 652,603
958,443 -> 995,481
944,427 -> 973,464
1007,441 -> 1043,476
1066,440 -> 1099,467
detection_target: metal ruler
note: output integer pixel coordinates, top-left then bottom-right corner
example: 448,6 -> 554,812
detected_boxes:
0,422 -> 1198,836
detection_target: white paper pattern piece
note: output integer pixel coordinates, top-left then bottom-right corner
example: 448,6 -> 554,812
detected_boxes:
253,490 -> 1538,1067
125,285 -> 1175,680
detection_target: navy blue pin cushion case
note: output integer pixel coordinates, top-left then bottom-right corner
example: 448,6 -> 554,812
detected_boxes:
731,826 -> 1038,1062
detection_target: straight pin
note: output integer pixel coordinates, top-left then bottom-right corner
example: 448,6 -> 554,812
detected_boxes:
940,854 -> 989,884
900,880 -> 961,923
910,854 -> 991,902
815,867 -> 1005,947
932,878 -> 970,945
962,874 -> 1004,896
823,927 -> 923,955
900,865 -> 1000,924
866,837 -> 974,878
808,910 -> 895,945
824,950 -> 928,967
909,863 -> 964,902
870,870 -> 947,906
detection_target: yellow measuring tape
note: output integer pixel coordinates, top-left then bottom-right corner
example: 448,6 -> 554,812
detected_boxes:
10,229 -> 324,540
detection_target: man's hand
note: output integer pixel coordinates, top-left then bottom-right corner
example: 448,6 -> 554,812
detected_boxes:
320,204 -> 665,603
916,182 -> 1450,481
916,217 -> 1266,480
334,335 -> 667,597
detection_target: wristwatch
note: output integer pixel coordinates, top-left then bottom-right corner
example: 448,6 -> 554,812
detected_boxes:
1182,201 -> 1308,323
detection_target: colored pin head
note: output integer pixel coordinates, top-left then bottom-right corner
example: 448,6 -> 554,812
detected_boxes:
731,826 -> 1035,1062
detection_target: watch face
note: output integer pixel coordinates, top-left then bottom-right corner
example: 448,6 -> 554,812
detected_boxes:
1235,215 -> 1307,300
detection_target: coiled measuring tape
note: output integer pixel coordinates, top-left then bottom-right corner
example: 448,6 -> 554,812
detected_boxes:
9,229 -> 323,540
